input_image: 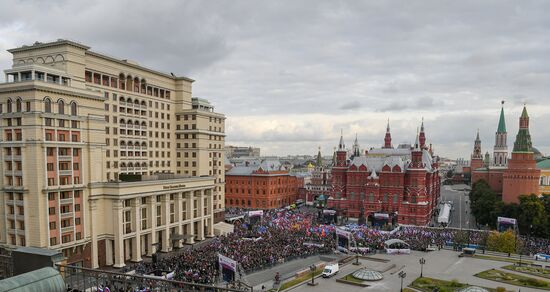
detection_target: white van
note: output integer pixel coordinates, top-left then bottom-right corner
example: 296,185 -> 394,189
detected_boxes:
322,263 -> 339,278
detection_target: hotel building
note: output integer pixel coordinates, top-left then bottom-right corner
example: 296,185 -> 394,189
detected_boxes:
0,40 -> 225,268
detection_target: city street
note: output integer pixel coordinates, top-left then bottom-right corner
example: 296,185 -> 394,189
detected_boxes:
439,184 -> 477,229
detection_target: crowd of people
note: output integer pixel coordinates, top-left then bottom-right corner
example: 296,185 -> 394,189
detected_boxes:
124,206 -> 550,285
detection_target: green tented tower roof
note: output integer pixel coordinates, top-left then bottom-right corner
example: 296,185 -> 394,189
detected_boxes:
497,106 -> 506,133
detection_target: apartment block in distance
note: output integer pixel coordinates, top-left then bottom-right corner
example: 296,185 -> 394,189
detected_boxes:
0,40 -> 225,269
225,145 -> 260,158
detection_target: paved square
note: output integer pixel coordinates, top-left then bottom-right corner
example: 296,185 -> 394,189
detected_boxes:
289,250 -> 546,292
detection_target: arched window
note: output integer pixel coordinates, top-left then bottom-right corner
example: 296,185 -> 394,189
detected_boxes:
7,98 -> 12,113
58,100 -> 65,114
44,98 -> 52,113
16,98 -> 22,112
70,102 -> 77,116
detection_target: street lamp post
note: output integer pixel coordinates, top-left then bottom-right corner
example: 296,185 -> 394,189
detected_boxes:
398,271 -> 406,292
307,264 -> 317,286
419,258 -> 426,278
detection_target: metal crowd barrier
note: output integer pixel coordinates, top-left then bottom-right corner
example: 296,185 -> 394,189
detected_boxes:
57,264 -> 252,292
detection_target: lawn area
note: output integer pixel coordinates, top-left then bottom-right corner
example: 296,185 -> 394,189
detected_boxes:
475,268 -> 550,290
502,264 -> 550,279
340,273 -> 365,284
279,268 -> 323,291
410,277 -> 499,292
471,254 -> 533,265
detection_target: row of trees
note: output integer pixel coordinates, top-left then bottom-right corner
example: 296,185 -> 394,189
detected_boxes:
469,180 -> 549,238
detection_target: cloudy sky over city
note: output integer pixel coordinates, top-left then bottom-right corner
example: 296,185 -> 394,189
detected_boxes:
1,0 -> 550,159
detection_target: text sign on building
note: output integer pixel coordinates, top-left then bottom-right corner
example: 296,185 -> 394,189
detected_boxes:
162,184 -> 186,190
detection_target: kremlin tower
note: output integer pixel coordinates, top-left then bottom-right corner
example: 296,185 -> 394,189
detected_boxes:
502,106 -> 541,203
493,101 -> 508,167
471,129 -> 483,170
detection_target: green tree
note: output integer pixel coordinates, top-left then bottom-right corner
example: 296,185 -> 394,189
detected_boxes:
517,194 -> 548,237
470,180 -> 498,227
470,179 -> 491,205
486,230 -> 516,253
500,202 -> 520,220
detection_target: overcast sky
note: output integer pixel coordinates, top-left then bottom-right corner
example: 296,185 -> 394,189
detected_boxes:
1,0 -> 550,159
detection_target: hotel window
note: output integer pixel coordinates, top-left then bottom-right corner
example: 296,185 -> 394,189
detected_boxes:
70,102 -> 77,116
156,205 -> 162,226
141,208 -> 147,229
170,204 -> 175,223
58,100 -> 64,114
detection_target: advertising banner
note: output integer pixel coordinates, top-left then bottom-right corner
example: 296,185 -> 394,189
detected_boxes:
248,210 -> 264,217
335,228 -> 351,239
218,254 -> 237,272
497,217 -> 517,225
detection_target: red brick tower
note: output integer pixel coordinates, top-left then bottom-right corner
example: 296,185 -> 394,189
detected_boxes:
502,106 -> 540,203
403,131 -> 429,225
471,129 -> 484,170
330,130 -> 348,212
383,119 -> 393,149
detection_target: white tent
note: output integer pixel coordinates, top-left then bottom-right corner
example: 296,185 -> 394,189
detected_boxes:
437,203 -> 451,225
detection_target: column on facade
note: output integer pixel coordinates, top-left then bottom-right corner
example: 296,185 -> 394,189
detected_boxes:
131,198 -> 142,262
197,190 -> 205,241
186,191 -> 195,244
113,200 -> 125,268
207,188 -> 214,237
174,192 -> 183,248
146,196 -> 156,256
161,195 -> 170,252
90,199 -> 99,268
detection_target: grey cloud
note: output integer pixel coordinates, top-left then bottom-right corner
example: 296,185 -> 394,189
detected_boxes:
2,0 -> 550,158
339,101 -> 361,110
377,96 -> 443,112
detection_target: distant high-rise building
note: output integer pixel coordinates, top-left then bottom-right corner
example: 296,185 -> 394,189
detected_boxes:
0,40 -> 225,269
225,145 -> 260,158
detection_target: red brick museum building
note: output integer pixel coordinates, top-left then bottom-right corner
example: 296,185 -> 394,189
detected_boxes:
327,121 -> 441,226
